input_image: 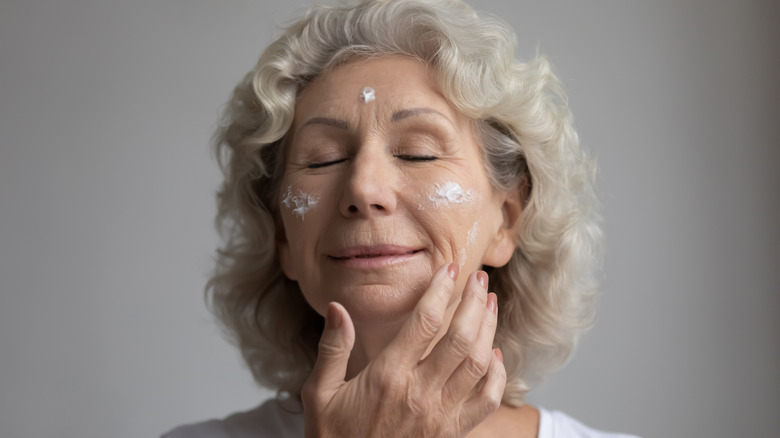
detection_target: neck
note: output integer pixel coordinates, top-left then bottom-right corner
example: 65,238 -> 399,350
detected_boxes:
467,404 -> 540,438
345,318 -> 404,379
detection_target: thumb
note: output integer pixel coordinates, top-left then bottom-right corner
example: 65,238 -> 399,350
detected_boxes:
306,302 -> 355,400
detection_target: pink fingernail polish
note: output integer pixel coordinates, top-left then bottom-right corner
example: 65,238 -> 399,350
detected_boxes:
477,271 -> 488,289
447,262 -> 459,280
487,293 -> 497,314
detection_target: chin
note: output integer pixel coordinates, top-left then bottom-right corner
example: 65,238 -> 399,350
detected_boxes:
322,283 -> 427,327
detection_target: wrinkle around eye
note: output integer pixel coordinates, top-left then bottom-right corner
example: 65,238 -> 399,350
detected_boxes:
288,134 -> 350,170
307,157 -> 348,169
393,133 -> 451,162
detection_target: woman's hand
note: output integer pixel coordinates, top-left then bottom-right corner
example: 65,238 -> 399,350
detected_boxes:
301,263 -> 506,438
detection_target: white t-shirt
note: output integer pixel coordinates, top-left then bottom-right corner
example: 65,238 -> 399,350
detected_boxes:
162,399 -> 640,438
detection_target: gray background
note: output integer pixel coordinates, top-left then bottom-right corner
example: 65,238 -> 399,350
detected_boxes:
1,0 -> 778,437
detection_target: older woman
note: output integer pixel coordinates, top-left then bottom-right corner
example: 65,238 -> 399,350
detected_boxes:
165,0 -> 637,437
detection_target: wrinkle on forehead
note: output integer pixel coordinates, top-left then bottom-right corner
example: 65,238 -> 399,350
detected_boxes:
292,56 -> 457,133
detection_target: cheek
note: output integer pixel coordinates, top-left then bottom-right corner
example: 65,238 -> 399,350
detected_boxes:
278,183 -> 327,280
425,181 -> 477,208
413,180 -> 479,212
280,184 -> 321,221
466,221 -> 480,246
412,180 -> 486,266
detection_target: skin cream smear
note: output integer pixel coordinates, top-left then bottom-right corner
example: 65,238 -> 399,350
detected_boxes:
467,221 -> 479,245
458,222 -> 480,268
423,181 -> 480,268
427,181 -> 475,208
282,185 -> 319,221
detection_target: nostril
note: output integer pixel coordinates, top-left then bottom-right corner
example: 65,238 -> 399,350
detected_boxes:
373,204 -> 385,211
348,205 -> 358,213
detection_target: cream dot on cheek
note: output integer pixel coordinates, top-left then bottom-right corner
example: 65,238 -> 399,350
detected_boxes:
467,221 -> 479,245
427,181 -> 475,208
281,185 -> 320,221
457,247 -> 467,269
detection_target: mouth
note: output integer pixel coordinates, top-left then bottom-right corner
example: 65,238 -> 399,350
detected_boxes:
328,245 -> 424,260
326,245 -> 424,267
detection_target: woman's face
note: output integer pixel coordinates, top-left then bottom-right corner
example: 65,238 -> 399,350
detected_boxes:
278,56 -> 517,325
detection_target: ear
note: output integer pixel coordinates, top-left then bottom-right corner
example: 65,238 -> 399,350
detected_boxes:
481,187 -> 524,268
275,214 -> 298,281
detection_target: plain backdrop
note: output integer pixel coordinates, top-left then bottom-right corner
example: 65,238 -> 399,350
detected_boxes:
1,1 -> 778,437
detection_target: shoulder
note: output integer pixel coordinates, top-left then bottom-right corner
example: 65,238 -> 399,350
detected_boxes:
161,399 -> 304,438
538,408 -> 641,438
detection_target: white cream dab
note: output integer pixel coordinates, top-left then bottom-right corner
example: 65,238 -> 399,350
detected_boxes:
457,248 -> 467,269
282,186 -> 319,221
359,87 -> 375,103
428,181 -> 474,207
467,221 -> 479,245
457,223 -> 479,269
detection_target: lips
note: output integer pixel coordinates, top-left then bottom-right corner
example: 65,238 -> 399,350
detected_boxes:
327,245 -> 423,260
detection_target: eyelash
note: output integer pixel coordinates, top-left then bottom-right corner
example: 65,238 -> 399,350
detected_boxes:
395,154 -> 437,162
307,158 -> 347,169
307,155 -> 436,168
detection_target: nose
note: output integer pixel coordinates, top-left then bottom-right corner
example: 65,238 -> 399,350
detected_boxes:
339,148 -> 397,217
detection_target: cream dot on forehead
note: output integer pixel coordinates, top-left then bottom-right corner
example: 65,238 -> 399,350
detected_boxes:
359,86 -> 375,103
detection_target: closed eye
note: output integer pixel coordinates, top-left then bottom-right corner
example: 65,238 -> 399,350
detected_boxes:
307,158 -> 347,169
395,154 -> 437,162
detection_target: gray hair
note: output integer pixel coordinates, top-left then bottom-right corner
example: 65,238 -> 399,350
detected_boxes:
208,0 -> 601,406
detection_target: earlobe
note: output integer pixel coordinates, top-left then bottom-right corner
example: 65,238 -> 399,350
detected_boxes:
481,189 -> 523,268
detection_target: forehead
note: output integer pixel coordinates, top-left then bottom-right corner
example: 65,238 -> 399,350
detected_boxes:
293,56 -> 460,125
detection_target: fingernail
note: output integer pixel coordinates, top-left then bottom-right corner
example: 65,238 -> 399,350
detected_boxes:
477,271 -> 488,289
487,292 -> 497,314
495,348 -> 503,363
447,262 -> 459,280
326,303 -> 342,330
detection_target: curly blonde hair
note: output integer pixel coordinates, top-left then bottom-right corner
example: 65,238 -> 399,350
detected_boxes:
208,0 -> 601,406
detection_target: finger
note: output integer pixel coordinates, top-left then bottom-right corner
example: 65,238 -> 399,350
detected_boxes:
419,270 -> 488,387
382,263 -> 458,368
441,292 -> 498,404
302,302 -> 356,404
461,348 -> 506,426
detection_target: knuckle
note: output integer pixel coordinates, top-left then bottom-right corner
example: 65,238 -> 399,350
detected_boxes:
470,286 -> 488,306
374,358 -> 405,392
317,339 -> 347,358
404,388 -> 430,417
414,308 -> 443,338
447,328 -> 474,356
463,355 -> 490,380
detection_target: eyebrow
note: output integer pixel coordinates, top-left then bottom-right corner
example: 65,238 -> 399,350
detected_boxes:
391,107 -> 447,123
299,117 -> 350,131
